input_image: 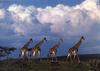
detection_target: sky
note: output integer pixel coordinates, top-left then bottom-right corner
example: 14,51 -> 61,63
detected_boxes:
0,0 -> 100,57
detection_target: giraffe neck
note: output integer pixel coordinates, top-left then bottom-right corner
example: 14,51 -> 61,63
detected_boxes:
53,42 -> 61,50
35,39 -> 45,48
23,40 -> 32,48
73,38 -> 83,49
78,39 -> 82,45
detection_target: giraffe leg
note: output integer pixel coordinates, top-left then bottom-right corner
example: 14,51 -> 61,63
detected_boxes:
19,51 -> 21,59
55,53 -> 57,62
51,57 -> 53,62
47,53 -> 50,62
32,51 -> 36,58
38,51 -> 41,61
26,51 -> 29,60
67,53 -> 70,60
53,51 -> 56,62
55,56 -> 57,62
69,55 -> 73,63
49,53 -> 51,62
73,51 -> 77,62
73,51 -> 76,59
76,54 -> 80,63
38,51 -> 40,57
28,51 -> 31,59
73,55 -> 76,63
24,52 -> 27,60
21,51 -> 25,59
32,51 -> 37,58
51,53 -> 54,62
67,53 -> 73,63
49,53 -> 52,62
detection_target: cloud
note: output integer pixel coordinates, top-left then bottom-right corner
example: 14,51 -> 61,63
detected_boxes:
36,0 -> 100,37
8,4 -> 37,23
8,4 -> 45,36
0,9 -> 5,19
5,0 -> 100,39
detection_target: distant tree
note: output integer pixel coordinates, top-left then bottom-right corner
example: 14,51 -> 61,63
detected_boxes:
0,48 -> 6,60
0,46 -> 16,60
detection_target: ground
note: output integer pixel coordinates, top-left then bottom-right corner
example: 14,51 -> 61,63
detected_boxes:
0,59 -> 100,71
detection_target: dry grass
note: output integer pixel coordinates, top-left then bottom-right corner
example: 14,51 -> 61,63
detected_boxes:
0,59 -> 100,71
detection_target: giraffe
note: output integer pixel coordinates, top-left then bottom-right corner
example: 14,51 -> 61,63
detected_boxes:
19,38 -> 33,59
30,37 -> 47,58
48,38 -> 63,62
67,36 -> 85,63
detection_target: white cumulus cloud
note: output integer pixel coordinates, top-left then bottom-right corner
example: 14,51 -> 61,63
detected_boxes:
36,0 -> 100,37
0,9 -> 5,19
8,4 -> 37,23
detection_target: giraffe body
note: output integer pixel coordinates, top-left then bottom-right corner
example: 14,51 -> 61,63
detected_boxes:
31,47 -> 40,57
49,44 -> 58,57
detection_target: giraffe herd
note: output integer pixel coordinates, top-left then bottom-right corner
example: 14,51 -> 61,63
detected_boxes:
19,36 -> 85,63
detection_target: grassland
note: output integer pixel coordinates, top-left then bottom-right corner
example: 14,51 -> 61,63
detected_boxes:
0,58 -> 100,71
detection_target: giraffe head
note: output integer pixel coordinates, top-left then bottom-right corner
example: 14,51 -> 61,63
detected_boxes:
60,38 -> 63,43
81,36 -> 85,40
42,37 -> 47,42
29,38 -> 33,42
58,38 -> 63,44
